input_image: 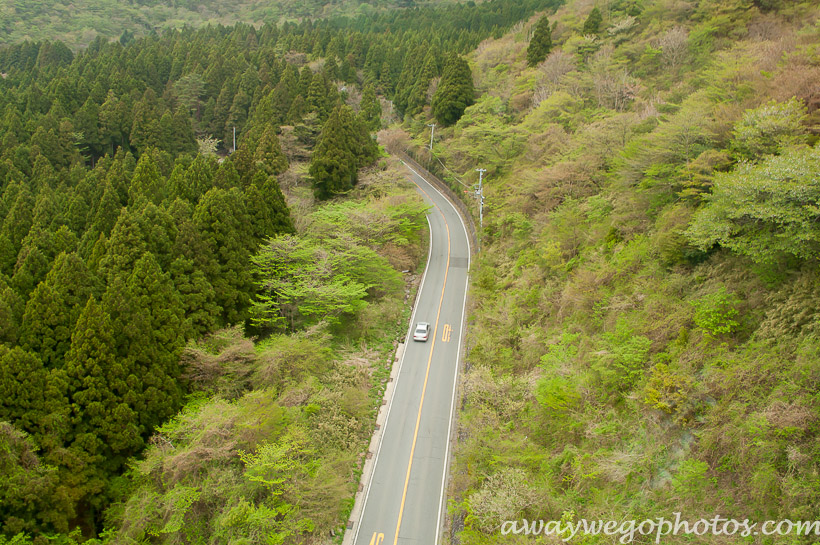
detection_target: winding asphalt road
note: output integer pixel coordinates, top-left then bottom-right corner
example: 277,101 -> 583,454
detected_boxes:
351,162 -> 471,545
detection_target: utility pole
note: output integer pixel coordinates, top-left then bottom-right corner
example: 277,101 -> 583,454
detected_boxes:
232,126 -> 236,153
475,168 -> 486,242
427,123 -> 436,151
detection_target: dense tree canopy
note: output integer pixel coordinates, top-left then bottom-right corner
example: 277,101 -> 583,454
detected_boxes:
432,54 -> 476,126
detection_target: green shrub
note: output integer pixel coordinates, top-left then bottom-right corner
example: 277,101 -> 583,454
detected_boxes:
593,319 -> 652,393
642,363 -> 696,424
691,287 -> 739,338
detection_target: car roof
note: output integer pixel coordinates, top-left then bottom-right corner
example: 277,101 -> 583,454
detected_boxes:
417,322 -> 429,327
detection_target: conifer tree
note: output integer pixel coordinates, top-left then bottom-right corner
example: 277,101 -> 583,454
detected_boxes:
297,66 -> 314,97
193,187 -> 255,323
53,225 -> 78,256
166,163 -> 189,203
245,171 -> 295,241
310,105 -> 360,199
307,74 -> 331,121
213,160 -> 241,189
583,7 -> 603,35
121,253 -> 187,429
2,185 -> 33,253
20,252 -> 99,368
432,54 -> 475,126
65,298 -> 142,461
128,152 -> 165,206
168,256 -> 221,337
186,154 -> 217,201
10,243 -> 50,296
97,207 -> 148,282
0,233 -> 16,276
527,16 -> 553,67
254,126 -> 288,176
0,279 -> 24,345
91,183 -> 122,237
360,84 -> 382,131
0,346 -> 67,443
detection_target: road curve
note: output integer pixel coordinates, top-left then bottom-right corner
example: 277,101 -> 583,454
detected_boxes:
351,162 -> 471,545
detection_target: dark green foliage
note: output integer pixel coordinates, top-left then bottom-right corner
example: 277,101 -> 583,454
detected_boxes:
119,253 -> 187,429
0,347 -> 66,443
310,105 -> 378,199
246,173 -> 295,241
65,297 -> 143,465
432,54 -> 475,126
0,281 -> 24,345
128,152 -> 165,206
0,422 -> 62,536
97,208 -> 148,282
360,84 -> 382,131
526,15 -> 553,67
194,187 -> 256,324
582,6 -> 602,34
254,127 -> 288,176
19,252 -> 98,368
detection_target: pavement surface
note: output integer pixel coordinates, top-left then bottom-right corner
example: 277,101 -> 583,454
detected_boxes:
350,162 -> 471,545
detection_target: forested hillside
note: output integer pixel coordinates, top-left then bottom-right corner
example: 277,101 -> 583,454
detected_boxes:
0,0 -> 560,542
0,0 -> 431,50
399,0 -> 820,541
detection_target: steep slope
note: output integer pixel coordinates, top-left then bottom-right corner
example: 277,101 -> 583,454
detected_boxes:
409,0 -> 820,541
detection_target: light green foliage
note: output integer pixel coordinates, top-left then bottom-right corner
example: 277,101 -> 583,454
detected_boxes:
730,98 -> 808,160
691,286 -> 740,338
450,96 -> 526,172
253,189 -> 419,330
440,2 -> 820,543
671,459 -> 710,501
252,235 -> 373,329
593,319 -> 652,392
685,146 -> 820,263
642,363 -> 695,423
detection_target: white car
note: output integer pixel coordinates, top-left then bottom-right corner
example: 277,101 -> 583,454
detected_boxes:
413,322 -> 430,342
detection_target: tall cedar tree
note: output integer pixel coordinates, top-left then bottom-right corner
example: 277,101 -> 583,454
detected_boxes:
65,297 -> 142,460
527,16 -> 553,67
19,252 -> 99,368
360,84 -> 382,131
583,7 -> 603,34
254,126 -> 289,176
310,104 -> 377,199
432,54 -> 475,126
193,187 -> 256,324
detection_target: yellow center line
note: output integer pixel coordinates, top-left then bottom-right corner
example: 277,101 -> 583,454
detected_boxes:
392,178 -> 451,545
